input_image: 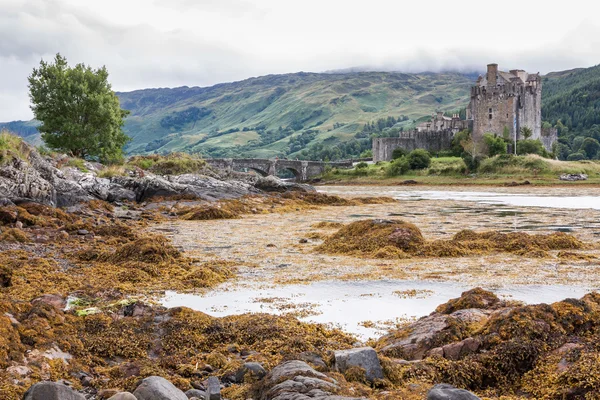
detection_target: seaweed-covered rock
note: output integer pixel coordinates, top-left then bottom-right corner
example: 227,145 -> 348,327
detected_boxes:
234,362 -> 267,383
132,376 -> 188,400
333,347 -> 383,382
253,175 -> 315,193
427,384 -> 480,400
22,381 -> 85,400
377,309 -> 490,360
435,288 -> 503,314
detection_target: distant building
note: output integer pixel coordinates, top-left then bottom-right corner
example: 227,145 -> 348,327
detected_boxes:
372,63 -> 557,162
469,64 -> 543,142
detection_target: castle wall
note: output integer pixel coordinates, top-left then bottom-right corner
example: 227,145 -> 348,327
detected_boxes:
372,130 -> 455,162
519,83 -> 542,140
541,127 -> 558,152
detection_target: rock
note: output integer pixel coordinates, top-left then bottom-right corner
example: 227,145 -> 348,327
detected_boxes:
107,393 -> 137,400
234,362 -> 267,383
132,376 -> 188,400
253,175 -> 315,193
6,365 -> 31,377
0,265 -> 12,287
378,309 -> 490,360
261,360 -> 365,400
401,179 -> 418,185
333,347 -> 383,382
31,294 -> 66,310
427,383 -> 481,400
15,220 -> 23,229
97,389 -> 120,399
0,207 -> 17,224
441,337 -> 481,360
22,381 -> 86,400
206,376 -> 220,400
299,238 -> 308,243
185,389 -> 207,399
77,229 -> 89,235
560,173 -> 588,181
298,351 -> 328,371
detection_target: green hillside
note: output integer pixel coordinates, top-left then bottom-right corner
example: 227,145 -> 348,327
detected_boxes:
542,64 -> 600,160
5,65 -> 600,161
114,71 -> 473,160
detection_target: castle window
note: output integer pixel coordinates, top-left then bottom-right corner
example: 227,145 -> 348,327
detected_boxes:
489,108 -> 493,120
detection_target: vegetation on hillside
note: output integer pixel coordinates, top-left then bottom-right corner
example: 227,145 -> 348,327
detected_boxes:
542,64 -> 600,160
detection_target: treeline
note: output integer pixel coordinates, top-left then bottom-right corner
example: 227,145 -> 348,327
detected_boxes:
542,66 -> 600,160
361,115 -> 409,134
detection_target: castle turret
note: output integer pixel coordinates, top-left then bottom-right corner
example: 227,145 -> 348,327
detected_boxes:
487,63 -> 498,86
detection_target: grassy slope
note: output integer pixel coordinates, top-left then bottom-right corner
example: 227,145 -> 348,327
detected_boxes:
321,156 -> 600,186
98,71 -> 473,157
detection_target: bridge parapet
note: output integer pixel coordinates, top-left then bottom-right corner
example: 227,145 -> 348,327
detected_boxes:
204,158 -> 351,181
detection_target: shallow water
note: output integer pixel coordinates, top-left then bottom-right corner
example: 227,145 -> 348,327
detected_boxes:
162,280 -> 594,340
320,187 -> 600,210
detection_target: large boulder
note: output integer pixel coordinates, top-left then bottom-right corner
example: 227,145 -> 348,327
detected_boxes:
0,157 -> 56,205
427,384 -> 481,400
107,393 -> 137,400
22,381 -> 85,400
132,376 -> 188,400
333,347 -> 383,382
259,360 -> 365,400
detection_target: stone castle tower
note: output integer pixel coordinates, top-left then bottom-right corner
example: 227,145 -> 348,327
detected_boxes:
468,63 -> 542,142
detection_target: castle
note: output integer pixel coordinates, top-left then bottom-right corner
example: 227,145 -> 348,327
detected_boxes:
372,64 -> 557,162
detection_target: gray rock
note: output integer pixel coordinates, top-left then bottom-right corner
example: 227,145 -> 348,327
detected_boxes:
253,176 -> 315,193
427,384 -> 481,400
261,360 -> 365,400
234,362 -> 267,383
560,173 -> 588,181
206,376 -> 220,400
185,389 -> 207,399
132,376 -> 188,400
333,347 -> 383,382
107,393 -> 137,400
22,381 -> 86,400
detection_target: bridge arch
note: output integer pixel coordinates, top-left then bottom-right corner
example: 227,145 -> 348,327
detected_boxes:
275,166 -> 301,181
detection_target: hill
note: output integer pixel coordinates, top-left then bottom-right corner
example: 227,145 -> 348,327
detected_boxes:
2,71 -> 473,160
4,65 -> 600,161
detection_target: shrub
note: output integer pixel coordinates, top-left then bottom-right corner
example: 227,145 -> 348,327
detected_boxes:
66,158 -> 88,172
385,157 -> 410,176
483,133 -> 508,157
391,147 -> 407,160
355,161 -> 368,169
407,149 -> 431,170
0,131 -> 29,164
567,152 -> 587,161
97,165 -> 127,178
517,139 -> 548,157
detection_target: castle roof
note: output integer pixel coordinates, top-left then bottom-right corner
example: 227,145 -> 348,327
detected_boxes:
526,73 -> 540,81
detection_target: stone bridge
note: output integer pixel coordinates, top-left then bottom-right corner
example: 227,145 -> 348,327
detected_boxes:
205,158 -> 353,181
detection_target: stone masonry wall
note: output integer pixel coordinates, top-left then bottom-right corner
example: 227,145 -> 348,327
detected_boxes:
372,130 -> 454,162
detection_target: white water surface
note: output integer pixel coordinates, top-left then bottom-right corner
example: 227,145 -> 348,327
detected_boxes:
319,187 -> 600,210
162,280 -> 594,340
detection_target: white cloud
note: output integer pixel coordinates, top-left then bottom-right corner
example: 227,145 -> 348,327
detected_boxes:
1,0 -> 600,120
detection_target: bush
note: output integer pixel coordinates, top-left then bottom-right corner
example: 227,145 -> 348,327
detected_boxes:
355,162 -> 368,169
385,157 -> 410,176
451,130 -> 470,156
407,149 -> 431,170
462,154 -> 482,172
517,140 -> 548,157
483,133 -> 508,157
391,147 -> 407,160
567,152 -> 587,161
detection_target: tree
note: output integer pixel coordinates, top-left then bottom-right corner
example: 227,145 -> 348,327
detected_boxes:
385,156 -> 410,176
483,133 -> 507,157
580,137 -> 600,159
407,149 -> 431,170
517,139 -> 548,157
520,126 -> 533,140
28,53 -> 130,163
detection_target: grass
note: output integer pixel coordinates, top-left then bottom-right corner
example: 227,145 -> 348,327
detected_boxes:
320,155 -> 600,186
66,157 -> 88,172
97,165 -> 128,178
128,153 -> 206,175
0,130 -> 30,165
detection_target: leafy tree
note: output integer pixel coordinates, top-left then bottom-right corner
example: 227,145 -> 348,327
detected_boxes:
391,147 -> 407,160
451,130 -> 470,157
483,133 -> 507,157
28,53 -> 130,163
580,137 -> 600,159
407,149 -> 431,170
520,126 -> 533,140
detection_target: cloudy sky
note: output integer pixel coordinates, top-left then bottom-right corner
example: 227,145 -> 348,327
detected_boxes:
1,0 -> 600,121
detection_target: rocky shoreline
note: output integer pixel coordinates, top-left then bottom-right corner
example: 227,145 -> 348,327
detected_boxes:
2,142 -> 600,399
